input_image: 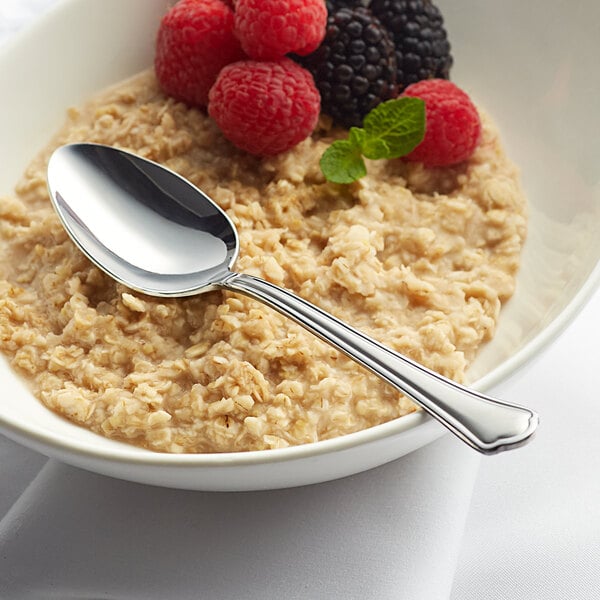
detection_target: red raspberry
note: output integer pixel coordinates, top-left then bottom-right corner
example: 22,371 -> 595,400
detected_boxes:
208,58 -> 321,156
155,0 -> 245,108
403,79 -> 482,167
234,0 -> 327,60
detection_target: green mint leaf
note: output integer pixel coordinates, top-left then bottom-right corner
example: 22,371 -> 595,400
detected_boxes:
319,96 -> 426,184
359,137 -> 390,160
320,139 -> 367,184
348,126 -> 367,149
361,97 -> 425,160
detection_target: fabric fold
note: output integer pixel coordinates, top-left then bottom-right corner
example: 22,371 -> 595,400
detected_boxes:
0,434 -> 480,600
0,436 -> 47,522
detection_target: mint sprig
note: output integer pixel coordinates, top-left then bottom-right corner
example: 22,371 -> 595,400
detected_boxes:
320,97 -> 425,184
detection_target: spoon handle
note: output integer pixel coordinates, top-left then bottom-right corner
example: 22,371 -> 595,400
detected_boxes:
222,272 -> 538,454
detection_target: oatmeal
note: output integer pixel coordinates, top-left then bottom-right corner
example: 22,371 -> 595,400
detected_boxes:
0,70 -> 527,453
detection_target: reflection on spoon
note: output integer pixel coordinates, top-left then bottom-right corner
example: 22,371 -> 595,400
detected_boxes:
47,143 -> 539,454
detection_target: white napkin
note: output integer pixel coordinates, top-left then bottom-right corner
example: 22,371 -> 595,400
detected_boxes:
450,288 -> 600,600
0,435 -> 480,599
0,436 -> 47,519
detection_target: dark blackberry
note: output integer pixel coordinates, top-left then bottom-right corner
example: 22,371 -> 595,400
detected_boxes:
369,0 -> 453,91
325,0 -> 369,13
298,7 -> 397,128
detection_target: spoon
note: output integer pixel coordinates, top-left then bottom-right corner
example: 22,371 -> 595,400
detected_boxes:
47,142 -> 538,454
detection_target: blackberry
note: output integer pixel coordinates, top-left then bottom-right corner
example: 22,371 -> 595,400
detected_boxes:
298,7 -> 397,128
369,0 -> 453,90
325,0 -> 368,12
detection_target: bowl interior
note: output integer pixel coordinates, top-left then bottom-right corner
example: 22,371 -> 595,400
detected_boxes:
0,0 -> 598,485
443,0 -> 600,382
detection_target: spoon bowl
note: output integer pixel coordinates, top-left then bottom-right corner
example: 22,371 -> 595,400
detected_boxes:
47,142 -> 538,455
48,142 -> 239,296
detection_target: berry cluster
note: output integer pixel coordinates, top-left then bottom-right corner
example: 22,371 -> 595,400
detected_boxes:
155,0 -> 480,167
155,0 -> 326,156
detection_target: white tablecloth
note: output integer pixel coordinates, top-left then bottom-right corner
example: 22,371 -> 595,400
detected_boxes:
1,3 -> 599,598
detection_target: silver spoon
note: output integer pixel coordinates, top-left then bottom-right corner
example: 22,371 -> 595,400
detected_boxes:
47,142 -> 538,454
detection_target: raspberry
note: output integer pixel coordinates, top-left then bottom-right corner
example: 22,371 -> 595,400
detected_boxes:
403,79 -> 481,167
208,58 -> 321,156
155,0 -> 245,107
297,7 -> 397,128
234,0 -> 327,60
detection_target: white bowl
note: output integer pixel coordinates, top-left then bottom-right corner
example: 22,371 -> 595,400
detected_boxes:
0,0 -> 598,490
